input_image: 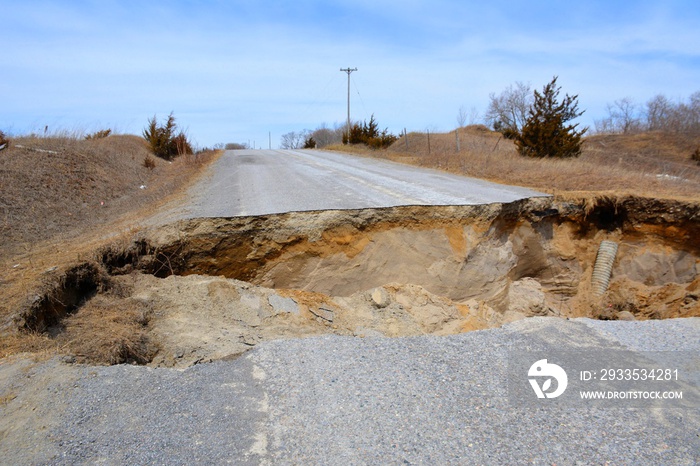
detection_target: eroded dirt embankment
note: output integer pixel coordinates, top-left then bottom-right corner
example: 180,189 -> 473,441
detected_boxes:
14,196 -> 700,367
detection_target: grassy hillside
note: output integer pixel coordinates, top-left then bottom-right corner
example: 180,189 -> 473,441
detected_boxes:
333,126 -> 700,200
0,134 -> 215,260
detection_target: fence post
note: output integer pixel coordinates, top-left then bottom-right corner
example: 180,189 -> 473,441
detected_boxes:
427,129 -> 431,155
404,128 -> 408,150
455,129 -> 460,152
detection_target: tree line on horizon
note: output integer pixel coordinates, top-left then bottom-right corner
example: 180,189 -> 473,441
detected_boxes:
594,92 -> 700,135
279,114 -> 397,151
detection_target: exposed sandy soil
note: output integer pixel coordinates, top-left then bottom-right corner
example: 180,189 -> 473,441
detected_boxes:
5,195 -> 697,368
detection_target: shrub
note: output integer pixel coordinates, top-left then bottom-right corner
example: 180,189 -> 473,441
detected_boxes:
143,155 -> 156,170
515,76 -> 587,158
172,133 -> 193,156
225,142 -> 248,150
303,137 -> 317,149
85,129 -> 112,140
142,112 -> 193,160
369,130 -> 398,149
342,114 -> 397,149
692,147 -> 700,164
0,130 -> 8,150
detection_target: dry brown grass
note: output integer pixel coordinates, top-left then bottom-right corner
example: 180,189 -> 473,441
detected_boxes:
0,331 -> 57,360
330,125 -> 700,201
0,292 -> 157,365
0,134 -> 220,261
1,135 -> 152,259
55,293 -> 157,365
0,393 -> 17,406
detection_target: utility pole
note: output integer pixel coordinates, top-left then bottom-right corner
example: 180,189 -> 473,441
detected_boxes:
340,67 -> 357,143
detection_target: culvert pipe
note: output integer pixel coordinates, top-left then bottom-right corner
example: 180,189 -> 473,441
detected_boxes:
591,240 -> 618,298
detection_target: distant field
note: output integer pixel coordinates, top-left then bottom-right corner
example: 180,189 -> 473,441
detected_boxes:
330,125 -> 700,201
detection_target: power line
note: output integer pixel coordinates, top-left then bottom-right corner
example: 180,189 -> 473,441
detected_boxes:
298,73 -> 342,122
352,75 -> 369,121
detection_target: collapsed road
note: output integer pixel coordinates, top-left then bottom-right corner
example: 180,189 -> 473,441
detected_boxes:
1,149 -> 699,464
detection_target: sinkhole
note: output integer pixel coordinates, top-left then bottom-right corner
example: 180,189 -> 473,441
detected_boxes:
21,196 -> 700,367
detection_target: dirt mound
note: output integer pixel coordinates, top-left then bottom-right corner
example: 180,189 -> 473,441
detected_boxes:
129,275 -> 487,368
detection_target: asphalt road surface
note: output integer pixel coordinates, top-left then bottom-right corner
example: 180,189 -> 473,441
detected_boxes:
175,149 -> 546,218
1,318 -> 698,464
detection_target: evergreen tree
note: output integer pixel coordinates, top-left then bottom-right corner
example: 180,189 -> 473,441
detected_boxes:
303,136 -> 317,149
143,112 -> 192,160
516,77 -> 587,158
344,114 -> 397,149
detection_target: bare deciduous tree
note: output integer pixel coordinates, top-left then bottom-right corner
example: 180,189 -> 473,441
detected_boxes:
309,123 -> 344,148
596,91 -> 700,135
645,94 -> 673,131
456,105 -> 468,128
280,130 -> 309,149
671,91 -> 700,133
457,106 -> 481,128
485,81 -> 533,137
594,98 -> 641,134
468,106 -> 481,126
613,98 -> 641,133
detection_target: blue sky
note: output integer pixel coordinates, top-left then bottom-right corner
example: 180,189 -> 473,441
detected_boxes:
2,0 -> 699,148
